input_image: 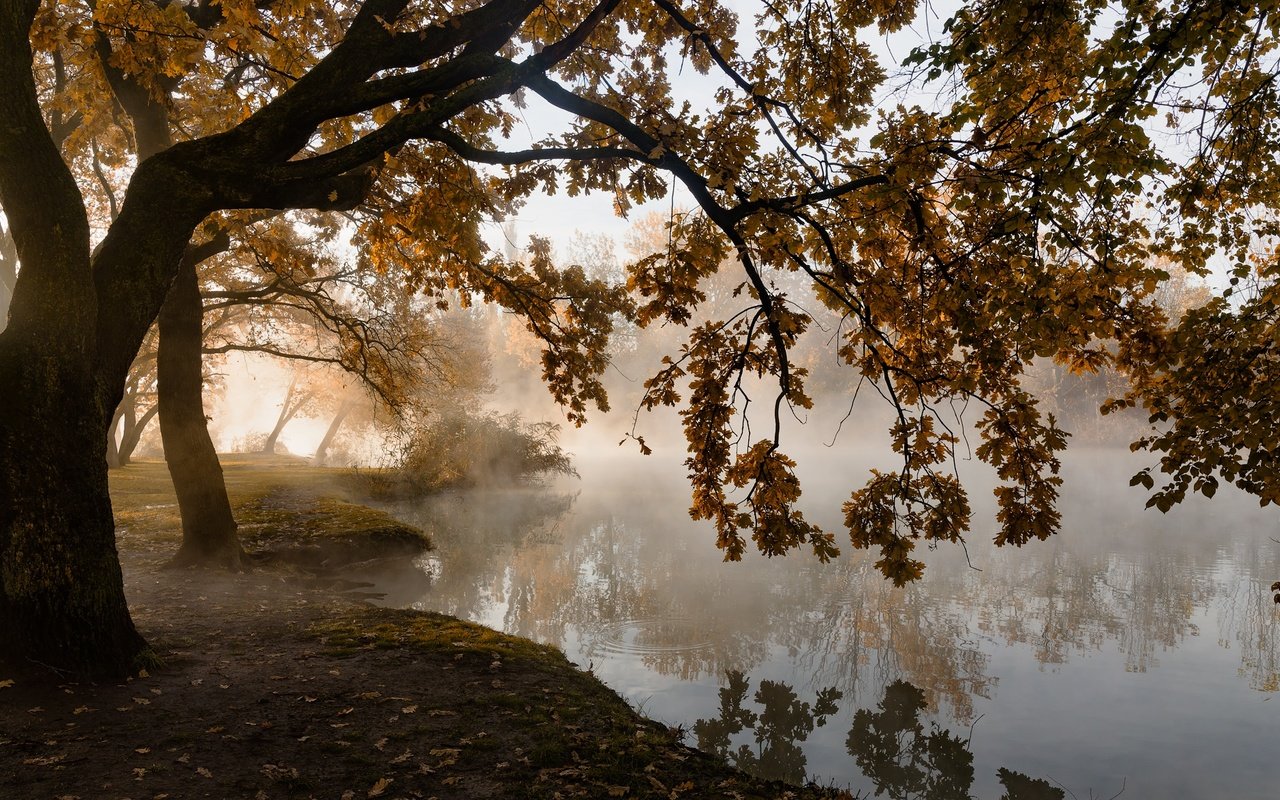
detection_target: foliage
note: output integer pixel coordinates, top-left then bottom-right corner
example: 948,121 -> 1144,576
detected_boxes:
1123,260 -> 1280,510
377,409 -> 577,496
3,0 -> 1279,648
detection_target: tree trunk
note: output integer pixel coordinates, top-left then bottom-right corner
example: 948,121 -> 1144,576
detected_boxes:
261,377 -> 311,454
158,259 -> 243,569
311,400 -> 354,467
0,343 -> 147,678
0,223 -> 15,334
0,6 -> 150,678
106,405 -> 123,469
117,404 -> 158,467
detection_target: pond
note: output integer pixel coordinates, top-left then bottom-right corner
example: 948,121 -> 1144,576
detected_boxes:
371,448 -> 1280,798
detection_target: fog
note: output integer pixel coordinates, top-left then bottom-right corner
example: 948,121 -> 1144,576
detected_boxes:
174,225 -> 1278,798
350,445 -> 1279,798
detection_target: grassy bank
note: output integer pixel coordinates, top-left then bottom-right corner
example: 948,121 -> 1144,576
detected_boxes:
0,456 -> 846,799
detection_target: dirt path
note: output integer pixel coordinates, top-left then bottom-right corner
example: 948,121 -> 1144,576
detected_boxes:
2,479 -> 846,800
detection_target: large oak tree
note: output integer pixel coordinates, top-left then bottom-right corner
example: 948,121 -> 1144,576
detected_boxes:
1,0 -> 1277,677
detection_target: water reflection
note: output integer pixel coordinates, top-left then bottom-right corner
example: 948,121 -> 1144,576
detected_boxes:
845,681 -> 1062,800
376,453 -> 1280,795
693,675 -> 1065,799
693,671 -> 842,786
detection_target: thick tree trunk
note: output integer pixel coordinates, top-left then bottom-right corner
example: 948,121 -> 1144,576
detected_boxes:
0,343 -> 147,678
311,400 -> 354,467
158,259 -> 243,569
0,3 -> 148,678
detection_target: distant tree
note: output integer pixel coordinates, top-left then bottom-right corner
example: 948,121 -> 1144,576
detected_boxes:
0,220 -> 15,333
106,329 -> 158,468
4,0 -> 1280,677
259,372 -> 315,456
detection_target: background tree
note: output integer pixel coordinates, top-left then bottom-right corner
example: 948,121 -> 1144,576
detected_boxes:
106,328 -> 158,468
4,0 -> 1280,677
257,369 -> 316,455
0,220 -> 15,333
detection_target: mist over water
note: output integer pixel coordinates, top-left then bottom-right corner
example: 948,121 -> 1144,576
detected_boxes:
365,443 -> 1280,798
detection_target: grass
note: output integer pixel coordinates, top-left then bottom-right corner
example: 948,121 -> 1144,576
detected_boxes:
109,454 -> 431,567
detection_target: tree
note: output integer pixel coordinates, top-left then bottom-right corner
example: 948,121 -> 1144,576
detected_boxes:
3,0 -> 1279,677
259,372 -> 315,455
0,220 -> 15,332
107,329 -> 159,468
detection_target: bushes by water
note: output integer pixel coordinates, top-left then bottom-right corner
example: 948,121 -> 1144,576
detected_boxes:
371,408 -> 576,497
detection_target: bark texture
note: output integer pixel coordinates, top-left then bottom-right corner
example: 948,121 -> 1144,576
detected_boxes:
158,259 -> 243,569
0,350 -> 146,677
0,0 -> 146,677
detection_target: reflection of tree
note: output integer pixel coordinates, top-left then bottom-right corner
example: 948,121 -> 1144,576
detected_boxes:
847,681 -> 1063,800
694,675 -> 1063,798
1217,540 -> 1280,693
389,489 -> 575,613
693,671 -> 841,786
763,558 -> 995,722
848,680 -> 974,800
971,534 -> 1223,676
385,455 -> 1280,747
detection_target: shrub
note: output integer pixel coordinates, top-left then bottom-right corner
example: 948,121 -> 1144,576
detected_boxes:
375,409 -> 576,496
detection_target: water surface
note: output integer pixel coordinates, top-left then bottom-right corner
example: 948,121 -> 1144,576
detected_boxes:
375,449 -> 1280,798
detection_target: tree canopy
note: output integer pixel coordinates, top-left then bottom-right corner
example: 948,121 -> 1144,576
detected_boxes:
1,0 -> 1278,675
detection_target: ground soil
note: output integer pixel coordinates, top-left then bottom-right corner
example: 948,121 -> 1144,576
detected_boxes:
0,459 -> 846,800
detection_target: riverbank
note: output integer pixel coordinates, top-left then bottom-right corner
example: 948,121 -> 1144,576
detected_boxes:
0,457 -> 844,799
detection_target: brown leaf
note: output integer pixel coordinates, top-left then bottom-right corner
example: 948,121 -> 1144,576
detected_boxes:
367,777 -> 392,797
